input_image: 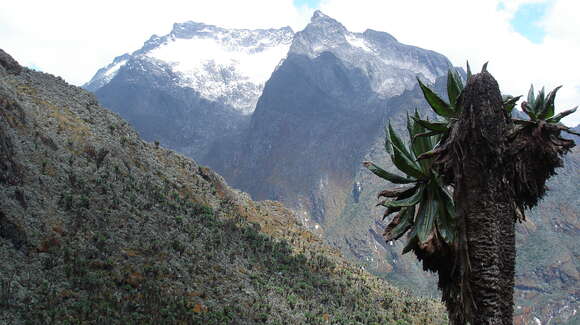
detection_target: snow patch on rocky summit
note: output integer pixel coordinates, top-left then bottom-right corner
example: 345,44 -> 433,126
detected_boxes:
146,32 -> 291,114
289,11 -> 450,98
83,56 -> 129,92
345,33 -> 373,53
103,59 -> 127,79
85,23 -> 293,115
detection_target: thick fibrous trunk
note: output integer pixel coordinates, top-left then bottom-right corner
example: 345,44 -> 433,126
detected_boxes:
440,72 -> 516,324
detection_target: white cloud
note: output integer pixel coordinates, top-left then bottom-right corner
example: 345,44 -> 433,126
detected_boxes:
1,0 -> 578,125
319,0 -> 580,125
541,0 -> 580,45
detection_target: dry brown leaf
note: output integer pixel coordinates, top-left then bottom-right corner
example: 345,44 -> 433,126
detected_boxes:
193,303 -> 207,313
124,249 -> 139,257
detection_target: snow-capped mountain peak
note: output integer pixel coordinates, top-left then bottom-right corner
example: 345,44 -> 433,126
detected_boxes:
289,11 -> 450,97
84,54 -> 130,92
146,23 -> 293,114
85,22 -> 294,114
85,12 -> 448,111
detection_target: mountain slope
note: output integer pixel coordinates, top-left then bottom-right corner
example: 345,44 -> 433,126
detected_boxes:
86,22 -> 293,163
0,50 -> 448,324
512,143 -> 579,324
213,11 -> 451,232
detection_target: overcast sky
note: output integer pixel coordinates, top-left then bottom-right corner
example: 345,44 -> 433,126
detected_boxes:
1,0 -> 578,125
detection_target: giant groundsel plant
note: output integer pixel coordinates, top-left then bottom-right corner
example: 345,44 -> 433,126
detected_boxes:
363,63 -> 578,324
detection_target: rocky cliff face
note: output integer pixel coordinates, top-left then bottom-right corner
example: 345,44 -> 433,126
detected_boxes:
214,11 -> 451,232
0,50 -> 448,324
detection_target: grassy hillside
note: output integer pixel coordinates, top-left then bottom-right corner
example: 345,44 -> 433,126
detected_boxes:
0,50 -> 447,324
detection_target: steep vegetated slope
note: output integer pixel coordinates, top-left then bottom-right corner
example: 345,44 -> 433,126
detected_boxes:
0,50 -> 448,324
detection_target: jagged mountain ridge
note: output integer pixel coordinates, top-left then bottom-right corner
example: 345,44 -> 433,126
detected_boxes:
0,49 -> 448,324
212,10 -> 451,230
85,22 -> 293,114
86,11 -> 450,168
290,11 -> 448,97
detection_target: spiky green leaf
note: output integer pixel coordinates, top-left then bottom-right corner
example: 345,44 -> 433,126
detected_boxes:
413,130 -> 444,141
391,143 -> 425,179
546,106 -> 578,123
447,69 -> 462,106
388,123 -> 415,162
466,61 -> 472,81
527,84 -> 535,107
382,185 -> 424,208
383,125 -> 393,155
539,86 -> 562,119
417,78 -> 456,118
502,95 -> 521,113
415,188 -> 437,243
521,102 -> 537,120
409,114 -> 428,155
387,124 -> 425,178
435,186 -> 456,244
409,113 -> 438,173
481,61 -> 489,72
406,112 -> 414,141
534,86 -> 546,115
363,162 -> 416,184
427,127 -> 443,149
411,116 -> 449,132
